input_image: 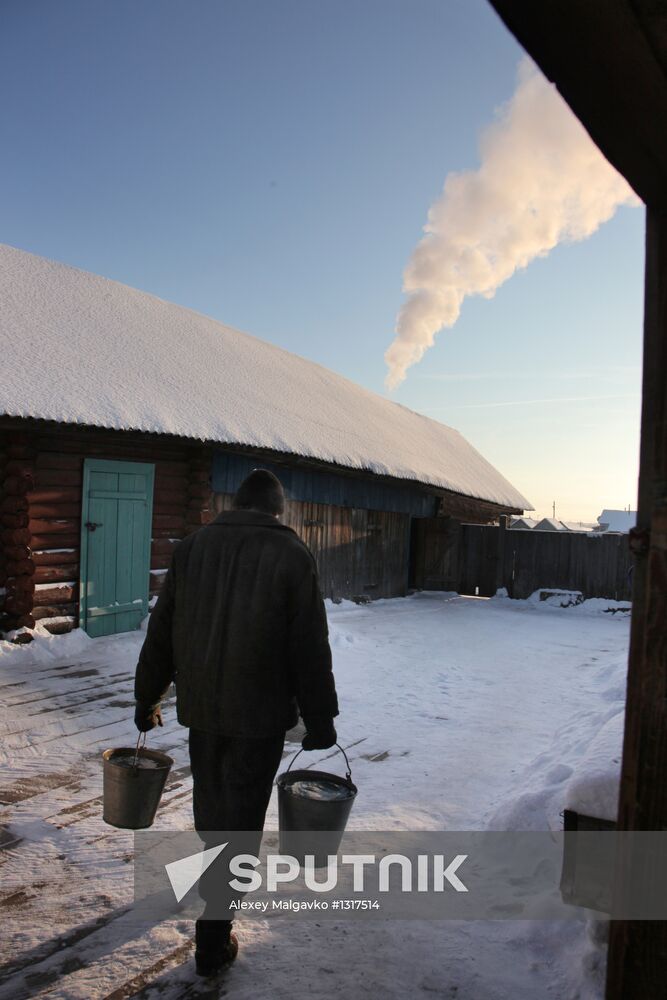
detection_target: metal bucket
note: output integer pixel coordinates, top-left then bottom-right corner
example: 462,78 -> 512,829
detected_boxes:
276,744 -> 357,866
102,734 -> 173,830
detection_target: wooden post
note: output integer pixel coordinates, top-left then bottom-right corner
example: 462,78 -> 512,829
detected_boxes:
497,514 -> 508,595
606,209 -> 667,998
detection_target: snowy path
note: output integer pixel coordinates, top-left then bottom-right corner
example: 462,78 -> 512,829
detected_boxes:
0,593 -> 630,999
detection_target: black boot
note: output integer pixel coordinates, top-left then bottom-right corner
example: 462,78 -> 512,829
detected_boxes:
194,919 -> 238,976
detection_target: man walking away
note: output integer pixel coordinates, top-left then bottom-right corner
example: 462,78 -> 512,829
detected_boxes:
133,469 -> 339,976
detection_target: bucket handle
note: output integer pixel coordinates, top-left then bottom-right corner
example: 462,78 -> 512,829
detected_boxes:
132,730 -> 146,768
286,742 -> 352,783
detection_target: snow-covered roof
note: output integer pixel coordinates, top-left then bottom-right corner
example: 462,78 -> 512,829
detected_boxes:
532,519 -> 597,533
596,509 -> 636,533
509,516 -> 538,530
0,244 -> 531,510
534,517 -> 566,531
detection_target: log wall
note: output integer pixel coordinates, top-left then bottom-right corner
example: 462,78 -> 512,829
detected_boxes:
0,430 -> 37,630
0,423 -> 214,635
0,439 -> 5,620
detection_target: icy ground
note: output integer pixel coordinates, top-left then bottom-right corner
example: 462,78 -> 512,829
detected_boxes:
0,592 -> 630,999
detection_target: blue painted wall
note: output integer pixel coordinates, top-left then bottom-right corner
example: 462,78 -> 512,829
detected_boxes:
212,451 -> 438,517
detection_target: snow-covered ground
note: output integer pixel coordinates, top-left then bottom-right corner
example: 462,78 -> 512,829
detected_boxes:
0,592 -> 630,999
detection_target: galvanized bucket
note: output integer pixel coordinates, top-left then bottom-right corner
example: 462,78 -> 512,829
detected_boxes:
276,744 -> 357,866
102,733 -> 173,829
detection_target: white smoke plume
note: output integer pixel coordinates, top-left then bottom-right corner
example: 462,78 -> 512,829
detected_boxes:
384,58 -> 641,389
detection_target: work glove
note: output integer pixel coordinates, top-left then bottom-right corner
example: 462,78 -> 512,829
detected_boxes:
134,703 -> 163,733
301,716 -> 337,751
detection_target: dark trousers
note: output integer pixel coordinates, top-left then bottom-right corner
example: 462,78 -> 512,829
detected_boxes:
188,729 -> 285,940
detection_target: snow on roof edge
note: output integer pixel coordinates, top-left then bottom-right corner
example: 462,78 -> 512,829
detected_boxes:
2,410 -> 529,511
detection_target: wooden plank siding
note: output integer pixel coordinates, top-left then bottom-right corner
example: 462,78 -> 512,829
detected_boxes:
212,450 -> 438,517
214,491 -> 411,601
409,516 -> 462,592
289,502 -> 411,601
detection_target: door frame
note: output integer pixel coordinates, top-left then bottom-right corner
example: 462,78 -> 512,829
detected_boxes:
79,458 -> 155,633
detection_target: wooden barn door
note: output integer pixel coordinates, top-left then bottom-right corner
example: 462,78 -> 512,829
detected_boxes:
79,459 -> 154,637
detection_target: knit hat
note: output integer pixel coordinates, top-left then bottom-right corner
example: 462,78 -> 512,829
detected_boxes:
232,469 -> 285,516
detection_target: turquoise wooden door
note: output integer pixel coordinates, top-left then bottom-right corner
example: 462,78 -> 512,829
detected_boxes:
79,459 -> 155,637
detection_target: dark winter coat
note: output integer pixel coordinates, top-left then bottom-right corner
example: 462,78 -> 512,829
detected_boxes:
134,509 -> 338,737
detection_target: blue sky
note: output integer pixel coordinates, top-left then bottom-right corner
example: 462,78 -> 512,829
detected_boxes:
1,0 -> 644,520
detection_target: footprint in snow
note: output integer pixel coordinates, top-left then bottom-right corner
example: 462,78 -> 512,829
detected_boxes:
545,763 -> 574,784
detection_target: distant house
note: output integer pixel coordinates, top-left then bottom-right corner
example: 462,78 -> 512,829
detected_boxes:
0,244 -> 531,637
531,517 -> 598,533
533,517 -> 567,532
596,509 -> 637,533
509,516 -> 539,530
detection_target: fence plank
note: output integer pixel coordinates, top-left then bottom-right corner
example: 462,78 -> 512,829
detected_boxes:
439,523 -> 632,600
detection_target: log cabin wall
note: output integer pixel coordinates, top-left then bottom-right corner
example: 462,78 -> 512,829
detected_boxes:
0,418 -> 521,632
0,438 -> 4,620
0,420 -> 214,635
0,429 -> 37,630
148,449 -> 214,602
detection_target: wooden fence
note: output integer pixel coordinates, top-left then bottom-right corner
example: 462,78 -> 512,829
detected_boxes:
411,517 -> 633,601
